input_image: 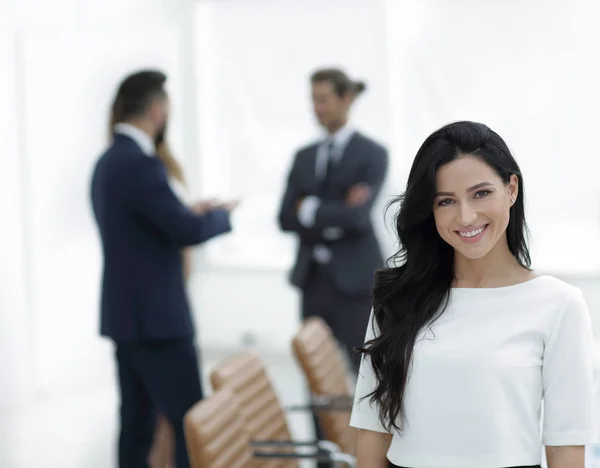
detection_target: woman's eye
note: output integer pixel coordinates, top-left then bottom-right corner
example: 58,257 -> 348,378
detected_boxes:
437,198 -> 454,207
475,190 -> 491,198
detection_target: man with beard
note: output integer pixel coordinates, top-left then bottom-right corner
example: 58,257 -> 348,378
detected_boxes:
91,70 -> 237,468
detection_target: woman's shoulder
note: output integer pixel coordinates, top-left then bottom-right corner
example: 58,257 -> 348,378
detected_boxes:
520,275 -> 587,320
532,276 -> 591,342
532,274 -> 583,299
449,274 -> 584,311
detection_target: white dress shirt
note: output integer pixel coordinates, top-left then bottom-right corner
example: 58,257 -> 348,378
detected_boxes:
114,122 -> 155,156
297,125 -> 355,263
113,123 -> 188,201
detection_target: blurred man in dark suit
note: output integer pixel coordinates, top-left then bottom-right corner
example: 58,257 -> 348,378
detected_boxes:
91,70 -> 237,468
278,68 -> 388,468
278,68 -> 388,374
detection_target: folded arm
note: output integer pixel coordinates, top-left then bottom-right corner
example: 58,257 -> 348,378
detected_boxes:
303,147 -> 389,233
129,158 -> 231,247
277,154 -> 328,244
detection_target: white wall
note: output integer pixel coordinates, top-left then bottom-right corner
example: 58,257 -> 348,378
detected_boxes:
0,0 -> 200,407
0,8 -> 33,408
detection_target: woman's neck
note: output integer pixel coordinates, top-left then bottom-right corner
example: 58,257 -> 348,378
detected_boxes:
453,239 -> 532,288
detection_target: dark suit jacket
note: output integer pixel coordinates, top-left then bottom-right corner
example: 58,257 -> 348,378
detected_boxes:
278,132 -> 388,295
91,133 -> 231,342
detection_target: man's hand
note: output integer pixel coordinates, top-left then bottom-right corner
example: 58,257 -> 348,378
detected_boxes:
213,199 -> 240,213
191,198 -> 218,215
191,198 -> 240,214
345,183 -> 371,207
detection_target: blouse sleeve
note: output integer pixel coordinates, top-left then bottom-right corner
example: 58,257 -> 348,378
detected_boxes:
542,289 -> 597,445
349,310 -> 391,433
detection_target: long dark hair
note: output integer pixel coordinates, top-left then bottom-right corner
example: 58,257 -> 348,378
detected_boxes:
359,121 -> 531,432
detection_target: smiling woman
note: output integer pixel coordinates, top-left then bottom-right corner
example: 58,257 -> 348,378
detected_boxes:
350,121 -> 596,468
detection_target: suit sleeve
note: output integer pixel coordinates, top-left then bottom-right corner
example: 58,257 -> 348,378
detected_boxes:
277,152 -> 306,233
312,146 -> 388,232
129,157 -> 231,247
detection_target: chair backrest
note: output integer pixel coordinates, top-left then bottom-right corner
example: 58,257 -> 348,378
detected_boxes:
184,388 -> 255,468
292,317 -> 357,455
209,351 -> 298,468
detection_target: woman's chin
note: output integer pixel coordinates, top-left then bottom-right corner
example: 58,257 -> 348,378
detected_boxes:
453,243 -> 492,260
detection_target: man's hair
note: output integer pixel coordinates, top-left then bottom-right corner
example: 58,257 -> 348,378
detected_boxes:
111,70 -> 167,122
311,68 -> 367,98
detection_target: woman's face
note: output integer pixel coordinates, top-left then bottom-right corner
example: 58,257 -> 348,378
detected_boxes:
432,155 -> 518,260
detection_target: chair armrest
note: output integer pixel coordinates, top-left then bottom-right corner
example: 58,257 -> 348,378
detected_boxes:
253,449 -> 356,467
285,394 -> 353,412
250,439 -> 341,453
313,394 -> 353,407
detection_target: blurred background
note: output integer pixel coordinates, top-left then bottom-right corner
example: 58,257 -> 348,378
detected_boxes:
2,0 -> 600,466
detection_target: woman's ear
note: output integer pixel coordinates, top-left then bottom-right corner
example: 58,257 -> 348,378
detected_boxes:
508,174 -> 519,204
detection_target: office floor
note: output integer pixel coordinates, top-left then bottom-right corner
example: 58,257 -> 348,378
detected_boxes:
2,348 -> 600,468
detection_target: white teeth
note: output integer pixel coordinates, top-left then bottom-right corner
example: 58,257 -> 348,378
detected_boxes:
459,226 -> 485,238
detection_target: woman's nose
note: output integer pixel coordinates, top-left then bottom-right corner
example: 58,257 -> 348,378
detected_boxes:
457,202 -> 478,226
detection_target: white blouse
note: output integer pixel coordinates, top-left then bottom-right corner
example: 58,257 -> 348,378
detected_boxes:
350,275 -> 597,468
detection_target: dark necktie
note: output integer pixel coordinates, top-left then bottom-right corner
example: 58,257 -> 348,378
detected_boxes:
320,140 -> 336,193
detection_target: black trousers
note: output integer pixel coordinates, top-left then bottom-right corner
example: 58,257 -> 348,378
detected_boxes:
301,262 -> 372,468
301,262 -> 372,374
115,338 -> 203,468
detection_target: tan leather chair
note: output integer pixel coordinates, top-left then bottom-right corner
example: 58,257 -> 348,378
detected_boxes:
209,350 -> 355,467
185,386 -> 357,467
292,317 -> 357,455
184,388 -> 254,468
209,350 -> 294,446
